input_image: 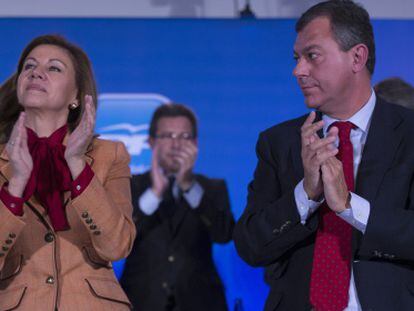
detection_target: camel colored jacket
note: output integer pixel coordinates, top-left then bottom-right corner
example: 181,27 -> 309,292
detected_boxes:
0,138 -> 136,311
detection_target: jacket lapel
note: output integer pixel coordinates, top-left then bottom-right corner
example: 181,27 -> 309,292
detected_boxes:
355,99 -> 404,203
0,146 -> 12,183
352,99 -> 403,253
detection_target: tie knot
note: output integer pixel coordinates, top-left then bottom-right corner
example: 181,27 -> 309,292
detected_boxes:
331,121 -> 355,141
168,176 -> 176,187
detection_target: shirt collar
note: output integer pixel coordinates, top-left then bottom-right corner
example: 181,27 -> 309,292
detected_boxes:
322,90 -> 376,134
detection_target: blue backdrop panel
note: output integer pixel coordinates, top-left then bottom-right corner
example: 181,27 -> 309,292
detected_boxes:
0,18 -> 413,311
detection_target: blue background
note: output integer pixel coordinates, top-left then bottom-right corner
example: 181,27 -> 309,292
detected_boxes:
0,18 -> 413,310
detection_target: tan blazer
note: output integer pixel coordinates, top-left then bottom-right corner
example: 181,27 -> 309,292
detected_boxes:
0,138 -> 136,311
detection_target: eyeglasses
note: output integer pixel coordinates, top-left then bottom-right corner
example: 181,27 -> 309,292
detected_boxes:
154,132 -> 194,141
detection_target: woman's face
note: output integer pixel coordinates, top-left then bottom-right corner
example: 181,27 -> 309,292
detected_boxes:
17,44 -> 78,115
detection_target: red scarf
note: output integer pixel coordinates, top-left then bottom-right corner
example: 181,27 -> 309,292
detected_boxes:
24,125 -> 72,231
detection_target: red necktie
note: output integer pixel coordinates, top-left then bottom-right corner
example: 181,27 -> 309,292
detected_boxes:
309,121 -> 355,311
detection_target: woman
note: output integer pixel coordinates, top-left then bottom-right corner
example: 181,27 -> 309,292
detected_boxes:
0,35 -> 136,310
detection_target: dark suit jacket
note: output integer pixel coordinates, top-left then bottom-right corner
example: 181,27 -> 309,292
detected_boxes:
233,99 -> 414,311
121,172 -> 234,311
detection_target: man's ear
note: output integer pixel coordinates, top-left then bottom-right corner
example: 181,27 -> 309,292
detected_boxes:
350,43 -> 369,73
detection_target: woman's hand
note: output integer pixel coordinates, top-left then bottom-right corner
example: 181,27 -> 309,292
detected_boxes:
6,112 -> 33,197
65,95 -> 95,179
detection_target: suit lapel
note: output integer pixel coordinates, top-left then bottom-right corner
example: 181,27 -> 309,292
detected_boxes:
355,99 -> 404,203
352,99 -> 403,253
0,146 -> 12,182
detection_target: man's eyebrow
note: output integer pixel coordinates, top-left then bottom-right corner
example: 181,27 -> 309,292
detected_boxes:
303,44 -> 321,52
294,44 -> 321,56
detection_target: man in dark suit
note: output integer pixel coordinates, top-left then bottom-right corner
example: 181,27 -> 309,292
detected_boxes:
234,1 -> 414,310
121,103 -> 234,311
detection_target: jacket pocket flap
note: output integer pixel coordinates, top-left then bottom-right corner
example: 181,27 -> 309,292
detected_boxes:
85,277 -> 131,306
0,255 -> 23,281
0,285 -> 27,311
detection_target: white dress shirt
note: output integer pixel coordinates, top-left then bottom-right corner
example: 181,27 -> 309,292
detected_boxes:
294,91 -> 376,310
139,179 -> 204,216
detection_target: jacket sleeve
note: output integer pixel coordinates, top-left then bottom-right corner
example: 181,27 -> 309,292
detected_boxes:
193,178 -> 235,243
233,131 -> 319,267
129,174 -> 162,241
0,203 -> 26,271
71,141 -> 136,261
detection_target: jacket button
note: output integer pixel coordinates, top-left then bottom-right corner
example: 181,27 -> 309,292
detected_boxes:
93,230 -> 101,236
2,246 -> 9,251
46,276 -> 55,284
9,233 -> 16,239
168,255 -> 175,263
81,212 -> 89,218
90,225 -> 97,230
45,233 -> 54,243
162,282 -> 168,289
5,239 -> 12,245
86,218 -> 93,224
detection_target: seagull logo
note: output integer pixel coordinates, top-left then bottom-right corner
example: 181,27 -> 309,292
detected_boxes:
96,92 -> 171,174
98,123 -> 150,156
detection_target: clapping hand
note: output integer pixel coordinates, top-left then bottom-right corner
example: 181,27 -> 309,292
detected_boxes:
65,95 -> 95,179
6,112 -> 33,197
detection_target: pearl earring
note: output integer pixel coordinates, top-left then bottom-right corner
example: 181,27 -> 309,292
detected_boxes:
69,103 -> 78,110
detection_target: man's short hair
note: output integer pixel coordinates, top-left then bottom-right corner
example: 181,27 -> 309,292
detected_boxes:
149,103 -> 198,138
296,0 -> 375,75
374,77 -> 414,110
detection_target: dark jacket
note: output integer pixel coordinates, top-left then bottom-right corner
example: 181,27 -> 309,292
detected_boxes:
121,172 -> 234,311
234,99 -> 414,310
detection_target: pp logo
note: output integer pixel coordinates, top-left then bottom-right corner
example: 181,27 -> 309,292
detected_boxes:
96,93 -> 171,174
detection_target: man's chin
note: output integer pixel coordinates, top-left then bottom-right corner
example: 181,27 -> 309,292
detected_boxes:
164,163 -> 180,174
303,96 -> 320,109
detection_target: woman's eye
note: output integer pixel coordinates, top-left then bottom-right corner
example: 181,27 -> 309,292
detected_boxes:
49,66 -> 62,72
23,63 -> 35,70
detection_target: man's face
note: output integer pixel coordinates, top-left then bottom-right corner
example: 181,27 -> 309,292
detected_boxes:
150,116 -> 196,174
293,17 -> 354,115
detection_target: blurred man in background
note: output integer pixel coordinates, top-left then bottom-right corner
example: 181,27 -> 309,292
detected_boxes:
121,103 -> 234,311
374,77 -> 414,110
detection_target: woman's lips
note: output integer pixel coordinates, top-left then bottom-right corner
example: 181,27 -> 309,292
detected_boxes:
26,84 -> 46,92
